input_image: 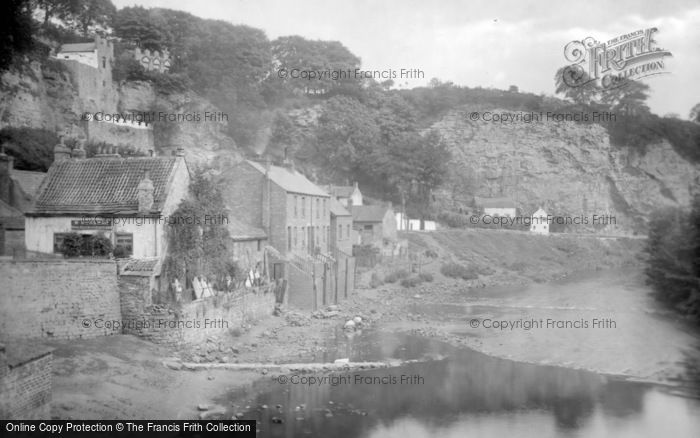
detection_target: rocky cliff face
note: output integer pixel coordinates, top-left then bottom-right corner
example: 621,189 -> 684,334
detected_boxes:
0,60 -> 81,132
0,60 -> 236,167
432,107 -> 700,233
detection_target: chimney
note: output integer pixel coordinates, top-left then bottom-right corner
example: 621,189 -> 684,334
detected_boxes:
137,171 -> 154,213
71,141 -> 86,159
0,146 -> 14,204
175,147 -> 185,157
353,181 -> 359,190
53,136 -> 71,163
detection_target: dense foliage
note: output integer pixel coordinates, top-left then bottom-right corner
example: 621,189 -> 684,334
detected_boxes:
645,197 -> 700,323
162,174 -> 241,295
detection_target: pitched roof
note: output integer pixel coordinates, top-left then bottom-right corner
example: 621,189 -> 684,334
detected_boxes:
351,205 -> 392,222
0,199 -> 22,217
11,170 -> 46,198
329,185 -> 354,198
228,217 -> 267,241
246,160 -> 329,197
59,42 -> 96,53
330,197 -> 351,217
31,157 -> 181,215
476,196 -> 516,209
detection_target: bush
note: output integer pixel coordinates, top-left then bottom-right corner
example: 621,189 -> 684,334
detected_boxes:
384,269 -> 410,283
441,262 -> 478,280
437,211 -> 470,228
418,272 -> 434,282
60,233 -> 83,258
400,276 -> 422,288
113,245 -> 129,258
88,233 -> 113,257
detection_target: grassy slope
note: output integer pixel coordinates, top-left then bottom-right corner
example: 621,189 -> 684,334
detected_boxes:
404,229 -> 645,284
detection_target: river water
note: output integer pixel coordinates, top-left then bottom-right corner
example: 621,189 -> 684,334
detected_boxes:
230,269 -> 700,437
232,331 -> 700,438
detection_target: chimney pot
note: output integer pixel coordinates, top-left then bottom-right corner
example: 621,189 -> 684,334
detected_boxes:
53,136 -> 72,163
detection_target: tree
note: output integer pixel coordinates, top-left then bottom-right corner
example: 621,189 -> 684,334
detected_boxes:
0,0 -> 34,71
600,80 -> 650,116
113,6 -> 172,51
690,103 -> 700,123
554,66 -> 600,105
66,0 -> 116,36
32,0 -> 75,26
645,197 -> 700,322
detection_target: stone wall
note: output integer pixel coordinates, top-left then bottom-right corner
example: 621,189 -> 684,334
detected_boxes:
0,260 -> 121,340
119,283 -> 275,347
0,348 -> 52,420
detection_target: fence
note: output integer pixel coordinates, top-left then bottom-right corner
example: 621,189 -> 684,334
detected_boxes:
285,250 -> 356,311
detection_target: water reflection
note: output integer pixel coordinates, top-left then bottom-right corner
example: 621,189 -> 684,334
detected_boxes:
230,336 -> 700,437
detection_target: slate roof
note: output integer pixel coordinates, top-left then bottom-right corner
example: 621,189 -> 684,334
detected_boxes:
246,160 -> 329,197
31,157 -> 180,215
351,205 -> 392,223
228,217 -> 267,241
59,42 -> 96,53
330,197 -> 351,217
475,196 -> 516,209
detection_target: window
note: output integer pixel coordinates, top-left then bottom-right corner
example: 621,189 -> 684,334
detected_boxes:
115,232 -> 134,256
53,233 -> 69,253
287,226 -> 292,251
302,197 -> 306,218
347,225 -> 351,238
294,227 -> 298,248
294,196 -> 298,218
338,225 -> 342,240
323,199 -> 327,217
364,225 -> 373,230
316,198 -> 320,219
102,57 -> 106,68
301,226 -> 306,248
257,240 -> 262,251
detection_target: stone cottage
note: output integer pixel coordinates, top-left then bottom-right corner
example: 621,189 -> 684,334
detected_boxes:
351,204 -> 397,252
25,148 -> 190,259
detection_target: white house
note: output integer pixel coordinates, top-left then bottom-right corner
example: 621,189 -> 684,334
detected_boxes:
25,145 -> 190,258
530,207 -> 550,234
476,196 -> 517,218
395,212 -> 436,231
329,182 -> 363,207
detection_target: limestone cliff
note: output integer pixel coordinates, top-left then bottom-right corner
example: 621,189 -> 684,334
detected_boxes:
431,107 -> 700,233
0,59 -> 236,167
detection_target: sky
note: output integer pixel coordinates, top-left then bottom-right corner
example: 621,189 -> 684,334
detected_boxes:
113,0 -> 700,118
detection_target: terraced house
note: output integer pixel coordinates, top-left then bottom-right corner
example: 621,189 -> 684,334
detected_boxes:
220,159 -> 331,258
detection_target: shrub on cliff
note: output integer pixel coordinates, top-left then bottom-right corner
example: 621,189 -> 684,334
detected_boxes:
441,263 -> 478,280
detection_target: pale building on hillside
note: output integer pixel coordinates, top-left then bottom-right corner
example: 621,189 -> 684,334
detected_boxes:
329,182 -> 363,207
530,208 -> 550,234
